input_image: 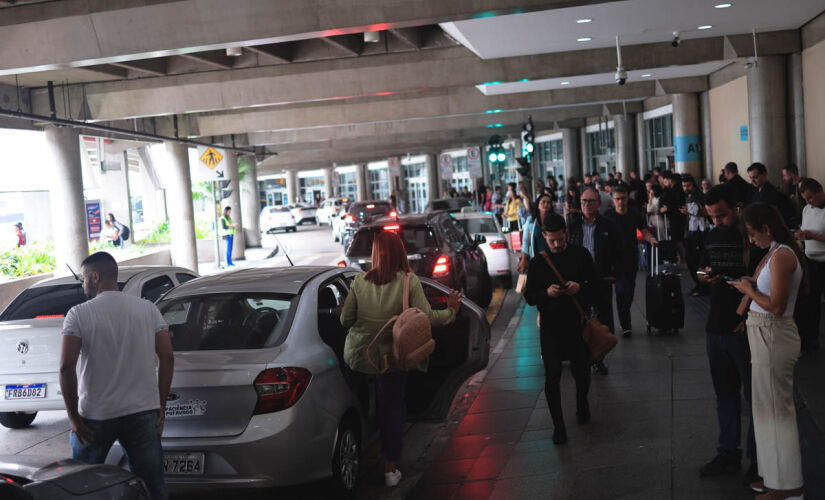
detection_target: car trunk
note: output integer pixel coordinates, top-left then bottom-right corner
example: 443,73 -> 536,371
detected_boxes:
350,249 -> 438,277
0,318 -> 64,375
162,348 -> 281,438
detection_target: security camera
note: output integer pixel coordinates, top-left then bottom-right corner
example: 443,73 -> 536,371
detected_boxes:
671,31 -> 680,48
615,68 -> 627,85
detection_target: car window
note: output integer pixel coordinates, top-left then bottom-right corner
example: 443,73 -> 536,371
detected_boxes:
451,219 -> 471,246
141,276 -> 175,302
0,284 -> 88,320
459,217 -> 498,234
159,293 -> 297,351
176,273 -> 197,284
348,226 -> 438,257
349,202 -> 392,220
439,218 -> 458,248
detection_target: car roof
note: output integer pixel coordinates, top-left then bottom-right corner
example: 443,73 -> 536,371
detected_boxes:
161,266 -> 335,298
30,265 -> 196,288
451,211 -> 496,220
350,200 -> 392,207
361,213 -> 441,229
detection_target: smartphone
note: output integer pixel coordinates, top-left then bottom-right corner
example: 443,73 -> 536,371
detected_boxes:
722,275 -> 740,283
557,284 -> 569,290
696,271 -> 708,276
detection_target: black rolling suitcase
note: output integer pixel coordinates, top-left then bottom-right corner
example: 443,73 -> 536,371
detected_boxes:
645,217 -> 684,334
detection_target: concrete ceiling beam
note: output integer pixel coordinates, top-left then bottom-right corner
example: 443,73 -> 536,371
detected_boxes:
0,0 -> 617,76
321,34 -> 364,56
30,29 -> 798,122
179,51 -> 235,70
654,75 -> 709,96
110,58 -> 169,76
246,44 -> 294,63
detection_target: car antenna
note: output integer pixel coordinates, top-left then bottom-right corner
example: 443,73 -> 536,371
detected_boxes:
67,264 -> 81,281
271,234 -> 294,266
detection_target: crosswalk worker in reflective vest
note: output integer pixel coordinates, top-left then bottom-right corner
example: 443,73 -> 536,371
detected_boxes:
220,206 -> 237,267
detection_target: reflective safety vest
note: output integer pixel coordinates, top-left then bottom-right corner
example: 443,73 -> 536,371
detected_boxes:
220,215 -> 235,237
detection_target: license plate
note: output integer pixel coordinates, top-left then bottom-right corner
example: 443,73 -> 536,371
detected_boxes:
4,384 -> 46,400
164,453 -> 204,475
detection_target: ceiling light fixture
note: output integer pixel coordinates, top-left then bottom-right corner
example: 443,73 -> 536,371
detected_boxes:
560,81 -> 571,85
485,109 -> 503,114
577,37 -> 592,42
576,18 -> 593,23
364,31 -> 380,43
226,47 -> 243,57
698,25 -> 713,30
641,73 -> 652,77
714,3 -> 732,8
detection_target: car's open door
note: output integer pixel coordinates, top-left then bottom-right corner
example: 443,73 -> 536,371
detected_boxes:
407,277 -> 491,420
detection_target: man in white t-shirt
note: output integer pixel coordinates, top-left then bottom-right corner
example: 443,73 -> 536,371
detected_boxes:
794,178 -> 825,354
59,252 -> 174,499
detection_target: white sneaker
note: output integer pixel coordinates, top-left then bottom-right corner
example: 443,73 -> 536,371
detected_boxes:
384,469 -> 402,487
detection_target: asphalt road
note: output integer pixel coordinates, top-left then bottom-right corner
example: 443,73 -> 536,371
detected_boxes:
0,223 -> 513,499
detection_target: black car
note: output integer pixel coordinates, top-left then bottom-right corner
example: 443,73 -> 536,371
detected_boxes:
340,200 -> 396,248
342,212 -> 493,308
424,197 -> 473,213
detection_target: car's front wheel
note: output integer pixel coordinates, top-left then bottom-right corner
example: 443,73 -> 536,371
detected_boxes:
330,419 -> 360,498
0,411 -> 37,429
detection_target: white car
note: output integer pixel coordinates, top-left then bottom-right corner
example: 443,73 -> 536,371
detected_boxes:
316,197 -> 350,226
0,266 -> 198,429
260,206 -> 296,233
289,203 -> 318,225
452,211 -> 513,287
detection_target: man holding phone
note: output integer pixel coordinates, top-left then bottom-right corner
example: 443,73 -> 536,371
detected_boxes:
793,178 -> 825,354
696,185 -> 766,486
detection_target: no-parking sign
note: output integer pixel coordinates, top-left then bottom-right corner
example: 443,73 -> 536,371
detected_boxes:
439,153 -> 453,179
467,146 -> 482,178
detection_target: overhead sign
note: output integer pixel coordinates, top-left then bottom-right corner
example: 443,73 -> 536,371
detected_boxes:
388,156 -> 401,178
439,153 -> 453,179
197,145 -> 227,180
467,147 -> 483,178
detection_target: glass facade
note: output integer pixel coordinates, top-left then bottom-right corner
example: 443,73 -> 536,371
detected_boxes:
337,172 -> 357,200
369,168 -> 390,200
537,139 -> 564,181
586,128 -> 616,176
645,114 -> 674,172
449,155 -> 471,192
404,161 -> 428,214
260,178 -> 287,207
298,176 -> 324,204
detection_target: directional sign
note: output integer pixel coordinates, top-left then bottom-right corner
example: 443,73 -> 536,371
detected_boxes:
466,147 -> 483,178
196,145 -> 228,180
439,153 -> 453,179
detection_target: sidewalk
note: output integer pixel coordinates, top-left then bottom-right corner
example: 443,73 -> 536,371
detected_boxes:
409,273 -> 825,500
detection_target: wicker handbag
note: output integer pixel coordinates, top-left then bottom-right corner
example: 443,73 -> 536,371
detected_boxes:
367,273 -> 435,372
540,251 -> 617,362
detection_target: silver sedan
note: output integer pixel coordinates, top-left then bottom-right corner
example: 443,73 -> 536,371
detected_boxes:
125,266 -> 489,495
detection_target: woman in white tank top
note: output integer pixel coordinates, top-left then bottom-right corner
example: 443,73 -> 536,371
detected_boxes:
729,203 -> 807,499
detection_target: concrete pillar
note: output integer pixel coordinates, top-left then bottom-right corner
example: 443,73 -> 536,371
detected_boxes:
614,114 -> 635,178
635,113 -> 647,175
285,169 -> 298,204
672,93 -> 702,178
562,128 -> 582,181
238,155 -> 261,247
425,154 -> 439,203
46,126 -> 88,273
579,127 -> 589,176
164,141 -> 198,273
787,53 -> 806,176
323,167 -> 334,199
700,91 -> 714,182
748,55 -> 788,186
355,163 -> 368,201
224,152 -> 245,260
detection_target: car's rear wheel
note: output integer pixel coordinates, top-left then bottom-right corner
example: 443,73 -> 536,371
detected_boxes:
0,411 -> 37,429
330,419 -> 360,498
476,272 -> 493,308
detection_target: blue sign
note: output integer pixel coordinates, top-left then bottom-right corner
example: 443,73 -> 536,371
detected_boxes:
86,201 -> 101,241
740,125 -> 748,141
674,135 -> 701,163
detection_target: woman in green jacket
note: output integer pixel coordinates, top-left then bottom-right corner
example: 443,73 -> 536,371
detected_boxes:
341,230 -> 461,487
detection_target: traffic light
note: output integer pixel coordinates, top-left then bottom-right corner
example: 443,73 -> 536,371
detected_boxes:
517,116 -> 535,178
487,135 -> 506,165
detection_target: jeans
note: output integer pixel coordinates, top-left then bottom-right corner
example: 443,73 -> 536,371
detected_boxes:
705,332 -> 756,462
345,367 -> 407,462
70,409 -> 167,500
614,270 -> 637,331
224,234 -> 234,266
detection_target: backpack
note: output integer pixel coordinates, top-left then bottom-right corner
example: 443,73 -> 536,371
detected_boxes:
366,273 -> 435,373
115,221 -> 130,241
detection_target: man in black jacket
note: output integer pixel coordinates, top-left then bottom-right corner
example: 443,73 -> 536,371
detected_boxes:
566,187 -> 622,375
722,162 -> 754,206
747,162 -> 796,227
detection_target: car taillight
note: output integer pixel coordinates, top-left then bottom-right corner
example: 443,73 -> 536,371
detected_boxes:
432,255 -> 450,277
384,224 -> 400,232
337,260 -> 347,267
389,211 -> 397,217
253,367 -> 312,415
489,240 -> 508,250
35,314 -> 65,319
345,215 -> 354,223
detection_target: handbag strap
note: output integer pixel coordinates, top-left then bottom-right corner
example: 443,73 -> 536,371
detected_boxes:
540,251 -> 585,323
402,272 -> 411,310
366,315 -> 398,374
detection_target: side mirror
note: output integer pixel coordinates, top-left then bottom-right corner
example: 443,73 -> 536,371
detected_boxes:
474,234 -> 487,245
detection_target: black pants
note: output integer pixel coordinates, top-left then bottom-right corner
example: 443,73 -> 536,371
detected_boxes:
540,322 -> 591,432
614,270 -> 637,331
595,281 -> 615,335
686,230 -> 706,286
794,258 -> 825,352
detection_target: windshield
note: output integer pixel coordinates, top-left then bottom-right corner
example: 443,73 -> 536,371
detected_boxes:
268,206 -> 290,213
348,227 -> 438,257
430,198 -> 471,211
1,282 -> 125,321
459,217 -> 498,235
159,293 -> 298,351
349,203 -> 392,220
